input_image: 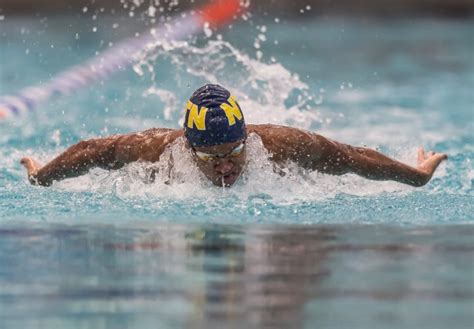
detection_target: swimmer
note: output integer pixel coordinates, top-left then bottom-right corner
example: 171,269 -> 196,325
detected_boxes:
21,84 -> 447,188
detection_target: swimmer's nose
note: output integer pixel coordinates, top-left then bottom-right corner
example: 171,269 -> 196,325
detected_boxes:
214,160 -> 234,175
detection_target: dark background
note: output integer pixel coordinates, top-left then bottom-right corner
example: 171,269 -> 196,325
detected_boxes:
1,0 -> 474,17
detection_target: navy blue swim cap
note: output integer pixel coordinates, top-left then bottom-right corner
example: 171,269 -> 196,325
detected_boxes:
184,84 -> 246,147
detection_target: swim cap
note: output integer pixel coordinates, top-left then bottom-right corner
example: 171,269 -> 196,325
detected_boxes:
184,84 -> 246,147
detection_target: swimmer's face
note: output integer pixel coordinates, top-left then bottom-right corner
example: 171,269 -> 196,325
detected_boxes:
191,140 -> 247,187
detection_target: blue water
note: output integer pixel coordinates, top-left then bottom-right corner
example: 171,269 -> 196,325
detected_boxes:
1,11 -> 473,329
0,223 -> 473,329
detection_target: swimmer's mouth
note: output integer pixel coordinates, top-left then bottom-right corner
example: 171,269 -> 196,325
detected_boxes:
220,172 -> 239,187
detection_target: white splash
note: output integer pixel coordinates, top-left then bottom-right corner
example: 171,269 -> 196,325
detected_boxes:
133,39 -> 324,129
52,133 -> 414,204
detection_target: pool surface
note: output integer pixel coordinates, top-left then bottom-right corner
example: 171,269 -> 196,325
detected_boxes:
1,223 -> 473,329
0,9 -> 473,329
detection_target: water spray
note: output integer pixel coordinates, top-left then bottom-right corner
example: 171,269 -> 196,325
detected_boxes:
0,0 -> 242,120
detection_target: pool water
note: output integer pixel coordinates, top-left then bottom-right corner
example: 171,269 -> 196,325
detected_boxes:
1,223 -> 473,329
1,10 -> 473,329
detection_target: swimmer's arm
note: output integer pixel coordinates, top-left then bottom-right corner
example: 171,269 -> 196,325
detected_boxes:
21,128 -> 183,186
300,134 -> 447,187
21,136 -> 124,186
255,125 -> 447,187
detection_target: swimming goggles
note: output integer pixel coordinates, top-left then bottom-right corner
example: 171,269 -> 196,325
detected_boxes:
192,142 -> 245,162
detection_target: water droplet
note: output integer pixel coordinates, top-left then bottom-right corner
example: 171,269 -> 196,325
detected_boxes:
82,6 -> 88,13
203,22 -> 213,38
148,5 -> 156,17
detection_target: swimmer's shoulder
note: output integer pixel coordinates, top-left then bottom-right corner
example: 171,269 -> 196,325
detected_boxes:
246,124 -> 319,163
115,128 -> 184,163
140,128 -> 184,138
247,123 -> 295,135
118,128 -> 183,142
247,124 -> 312,144
246,124 -> 296,158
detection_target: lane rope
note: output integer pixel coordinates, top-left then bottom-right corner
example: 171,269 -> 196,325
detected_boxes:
0,0 -> 241,120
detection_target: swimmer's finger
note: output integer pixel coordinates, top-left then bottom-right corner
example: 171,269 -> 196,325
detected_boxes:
20,157 -> 40,174
424,153 -> 448,173
427,152 -> 447,162
417,147 -> 425,163
20,157 -> 32,169
436,153 -> 448,162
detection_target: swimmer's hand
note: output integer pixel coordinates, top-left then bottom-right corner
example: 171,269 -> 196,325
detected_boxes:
416,147 -> 448,185
20,157 -> 42,185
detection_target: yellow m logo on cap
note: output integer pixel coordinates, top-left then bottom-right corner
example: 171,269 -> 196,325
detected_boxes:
186,100 -> 208,130
220,96 -> 243,126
